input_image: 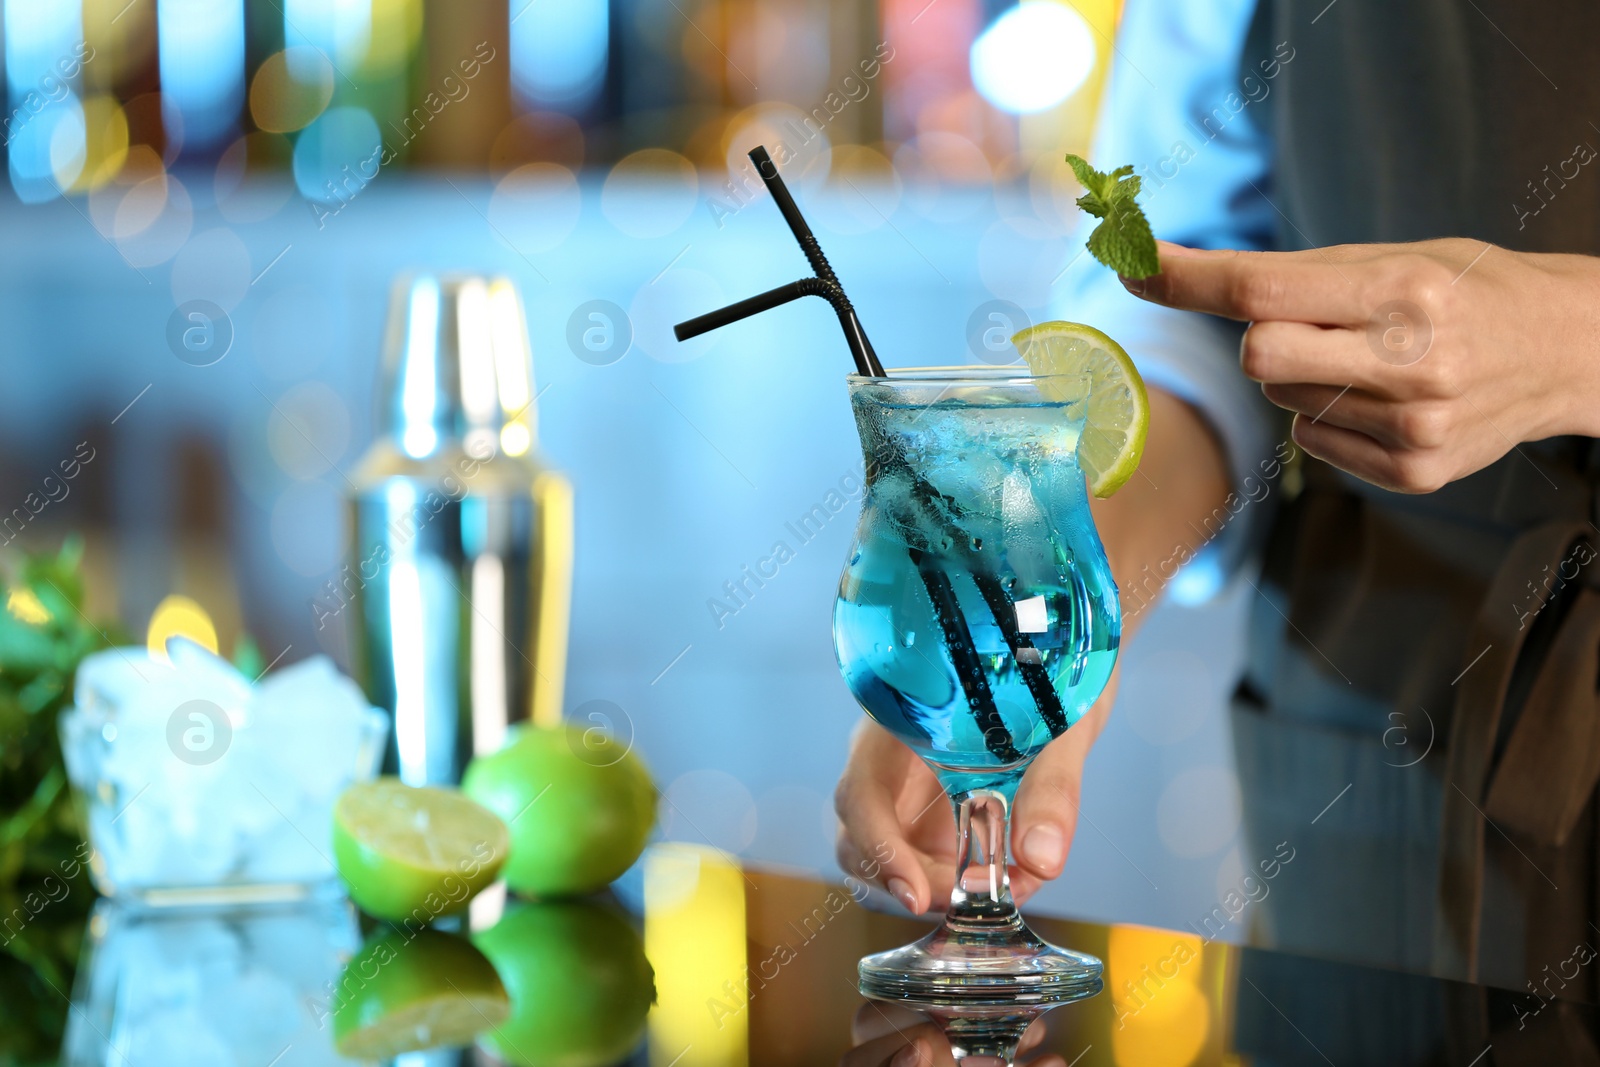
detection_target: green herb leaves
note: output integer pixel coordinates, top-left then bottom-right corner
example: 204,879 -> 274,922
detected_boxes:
1065,154 -> 1160,280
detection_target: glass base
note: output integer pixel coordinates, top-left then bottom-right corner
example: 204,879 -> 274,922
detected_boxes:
929,1003 -> 1053,1064
859,911 -> 1103,1005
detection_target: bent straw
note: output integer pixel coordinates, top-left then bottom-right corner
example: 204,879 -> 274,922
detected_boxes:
672,145 -> 1037,763
673,147 -> 884,378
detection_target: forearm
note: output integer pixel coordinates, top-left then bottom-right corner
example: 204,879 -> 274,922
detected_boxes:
1090,387 -> 1231,632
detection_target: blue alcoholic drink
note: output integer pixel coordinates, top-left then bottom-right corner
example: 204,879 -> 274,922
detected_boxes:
834,369 -> 1120,795
833,366 -> 1119,1003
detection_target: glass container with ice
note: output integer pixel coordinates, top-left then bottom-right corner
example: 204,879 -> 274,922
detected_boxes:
58,641 -> 388,905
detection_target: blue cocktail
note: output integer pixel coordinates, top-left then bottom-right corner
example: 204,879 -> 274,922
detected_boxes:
834,366 -> 1119,1003
670,141 -> 1128,1011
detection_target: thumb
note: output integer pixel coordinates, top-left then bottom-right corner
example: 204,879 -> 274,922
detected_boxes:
1011,678 -> 1116,882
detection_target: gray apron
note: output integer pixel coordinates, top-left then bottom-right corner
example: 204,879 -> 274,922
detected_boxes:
1232,0 -> 1600,1015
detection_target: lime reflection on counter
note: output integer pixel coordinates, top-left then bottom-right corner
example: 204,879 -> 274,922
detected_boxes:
332,778 -> 509,922
332,929 -> 510,1059
463,724 -> 656,897
473,900 -> 656,1067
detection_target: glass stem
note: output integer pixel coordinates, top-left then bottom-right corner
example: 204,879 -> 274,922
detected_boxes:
946,787 -> 1022,928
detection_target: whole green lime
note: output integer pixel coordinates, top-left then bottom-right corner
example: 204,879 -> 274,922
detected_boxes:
462,725 -> 655,896
331,930 -> 509,1059
472,901 -> 654,1067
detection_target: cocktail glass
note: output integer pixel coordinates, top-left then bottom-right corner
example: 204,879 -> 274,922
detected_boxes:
834,366 -> 1119,1003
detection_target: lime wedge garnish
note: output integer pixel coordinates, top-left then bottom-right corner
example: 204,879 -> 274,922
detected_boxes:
332,778 -> 509,922
1012,320 -> 1148,497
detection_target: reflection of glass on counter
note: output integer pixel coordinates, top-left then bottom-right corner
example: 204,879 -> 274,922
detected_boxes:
58,645 -> 387,903
61,898 -> 363,1067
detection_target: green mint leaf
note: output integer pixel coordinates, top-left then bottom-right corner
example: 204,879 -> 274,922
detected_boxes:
1064,154 -> 1160,279
1065,154 -> 1109,206
1088,199 -> 1160,278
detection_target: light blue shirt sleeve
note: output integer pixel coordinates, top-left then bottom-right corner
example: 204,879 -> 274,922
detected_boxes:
1055,0 -> 1285,601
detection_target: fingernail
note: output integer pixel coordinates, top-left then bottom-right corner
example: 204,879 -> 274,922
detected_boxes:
887,877 -> 918,913
1118,274 -> 1147,296
1023,824 -> 1065,873
891,1039 -> 928,1067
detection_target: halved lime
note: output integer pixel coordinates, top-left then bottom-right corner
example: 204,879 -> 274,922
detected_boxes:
332,778 -> 509,922
1012,320 -> 1148,497
332,930 -> 510,1059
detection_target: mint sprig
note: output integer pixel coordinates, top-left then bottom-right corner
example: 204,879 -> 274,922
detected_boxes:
1065,154 -> 1160,280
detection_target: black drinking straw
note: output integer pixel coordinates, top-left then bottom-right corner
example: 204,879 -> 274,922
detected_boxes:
673,146 -> 1035,764
674,147 -> 884,378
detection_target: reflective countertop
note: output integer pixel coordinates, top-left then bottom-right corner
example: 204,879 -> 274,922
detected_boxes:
40,844 -> 1591,1067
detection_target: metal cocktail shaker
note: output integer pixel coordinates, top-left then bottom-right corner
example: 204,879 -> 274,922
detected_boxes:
347,275 -> 572,785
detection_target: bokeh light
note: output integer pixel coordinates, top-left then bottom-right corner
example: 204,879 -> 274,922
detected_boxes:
115,171 -> 194,267
1028,152 -> 1095,233
601,149 -> 698,238
266,381 -> 353,481
486,163 -> 582,254
645,846 -> 749,1064
8,98 -> 84,203
88,144 -> 160,237
722,103 -> 831,188
1107,926 -> 1211,1067
146,595 -> 221,660
292,105 -> 383,204
489,113 -> 586,173
69,95 -> 131,193
726,4 -> 828,106
661,769 -> 758,853
214,131 -> 295,223
881,0 -> 981,142
249,48 -> 335,134
112,178 -> 165,239
970,1 -> 1097,114
895,132 -> 992,222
